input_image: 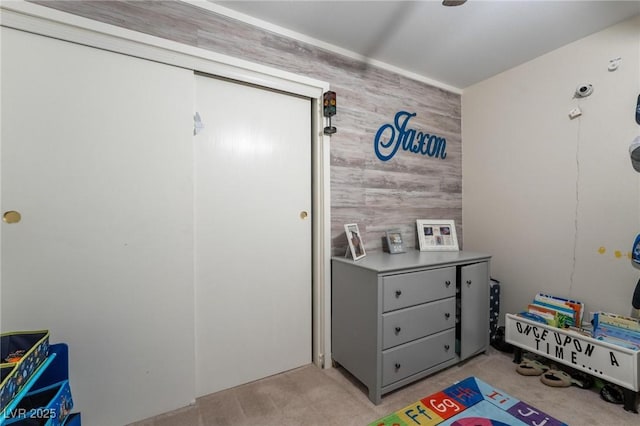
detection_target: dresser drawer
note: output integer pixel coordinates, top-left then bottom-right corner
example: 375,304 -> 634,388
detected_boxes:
382,267 -> 455,312
382,297 -> 455,349
381,329 -> 455,386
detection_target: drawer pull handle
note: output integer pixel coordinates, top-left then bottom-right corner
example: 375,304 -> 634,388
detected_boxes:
395,290 -> 402,298
395,363 -> 401,370
444,312 -> 450,319
445,280 -> 451,287
395,327 -> 401,334
444,344 -> 450,351
466,280 -> 472,286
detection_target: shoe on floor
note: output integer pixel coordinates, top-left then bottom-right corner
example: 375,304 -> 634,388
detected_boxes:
540,369 -> 572,387
600,384 -> 624,404
516,359 -> 549,376
569,371 -> 594,389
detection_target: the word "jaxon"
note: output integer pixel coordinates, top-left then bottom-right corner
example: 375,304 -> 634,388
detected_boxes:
374,111 -> 447,162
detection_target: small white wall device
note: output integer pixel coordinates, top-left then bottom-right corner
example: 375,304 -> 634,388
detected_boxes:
568,107 -> 582,119
608,57 -> 622,72
575,84 -> 593,98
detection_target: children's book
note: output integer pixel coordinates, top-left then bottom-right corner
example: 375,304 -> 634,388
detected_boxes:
594,333 -> 640,350
534,293 -> 583,327
527,303 -> 574,328
517,311 -> 549,324
593,327 -> 640,350
526,304 -> 555,325
593,312 -> 640,350
595,312 -> 640,332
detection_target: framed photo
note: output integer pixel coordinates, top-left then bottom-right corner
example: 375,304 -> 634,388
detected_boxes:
416,219 -> 459,251
344,223 -> 366,260
385,229 -> 406,254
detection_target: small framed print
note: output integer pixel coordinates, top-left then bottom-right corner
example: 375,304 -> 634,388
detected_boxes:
344,223 -> 366,260
385,229 -> 405,254
416,219 -> 459,252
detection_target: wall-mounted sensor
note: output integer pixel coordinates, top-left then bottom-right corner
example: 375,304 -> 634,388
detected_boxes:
575,84 -> 593,98
568,107 -> 582,119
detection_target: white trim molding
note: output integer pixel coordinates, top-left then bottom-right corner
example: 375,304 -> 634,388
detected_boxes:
0,0 -> 332,368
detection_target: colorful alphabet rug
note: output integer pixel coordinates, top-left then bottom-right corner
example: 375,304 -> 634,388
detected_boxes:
369,376 -> 568,426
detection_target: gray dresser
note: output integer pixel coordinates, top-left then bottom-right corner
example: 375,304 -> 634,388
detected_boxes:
331,251 -> 491,404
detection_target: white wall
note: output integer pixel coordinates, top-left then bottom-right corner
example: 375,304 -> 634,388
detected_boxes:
463,16 -> 640,322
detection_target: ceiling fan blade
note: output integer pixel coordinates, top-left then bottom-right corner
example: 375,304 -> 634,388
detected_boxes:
443,0 -> 467,6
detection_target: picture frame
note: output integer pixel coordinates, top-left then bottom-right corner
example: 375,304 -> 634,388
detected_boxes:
384,229 -> 406,254
344,223 -> 366,260
416,219 -> 459,252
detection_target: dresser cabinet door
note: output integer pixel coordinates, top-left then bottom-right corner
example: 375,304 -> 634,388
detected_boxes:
459,262 -> 489,359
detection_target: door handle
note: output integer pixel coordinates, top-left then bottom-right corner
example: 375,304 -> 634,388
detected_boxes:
3,211 -> 21,224
299,211 -> 308,220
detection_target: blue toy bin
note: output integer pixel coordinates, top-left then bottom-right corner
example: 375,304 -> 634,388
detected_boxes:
0,331 -> 50,414
3,380 -> 73,426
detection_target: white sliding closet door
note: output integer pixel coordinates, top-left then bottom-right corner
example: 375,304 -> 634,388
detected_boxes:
1,28 -> 195,425
194,74 -> 312,396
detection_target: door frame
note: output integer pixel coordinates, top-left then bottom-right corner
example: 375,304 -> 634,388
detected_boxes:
0,1 -> 332,368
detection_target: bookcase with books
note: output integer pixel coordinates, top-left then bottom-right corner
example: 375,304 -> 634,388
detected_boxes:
505,294 -> 640,413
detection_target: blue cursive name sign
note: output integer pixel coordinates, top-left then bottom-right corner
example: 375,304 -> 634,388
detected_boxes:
374,111 -> 447,162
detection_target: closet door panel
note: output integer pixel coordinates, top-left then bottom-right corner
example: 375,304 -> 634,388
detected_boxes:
194,74 -> 312,396
1,27 -> 195,425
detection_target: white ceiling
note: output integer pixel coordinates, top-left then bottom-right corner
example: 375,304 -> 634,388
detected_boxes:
209,0 -> 640,91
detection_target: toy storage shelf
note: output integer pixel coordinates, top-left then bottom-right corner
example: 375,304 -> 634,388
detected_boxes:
1,343 -> 81,425
1,353 -> 57,422
505,313 -> 640,413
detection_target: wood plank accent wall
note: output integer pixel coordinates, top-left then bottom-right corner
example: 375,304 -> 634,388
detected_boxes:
34,0 -> 462,255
